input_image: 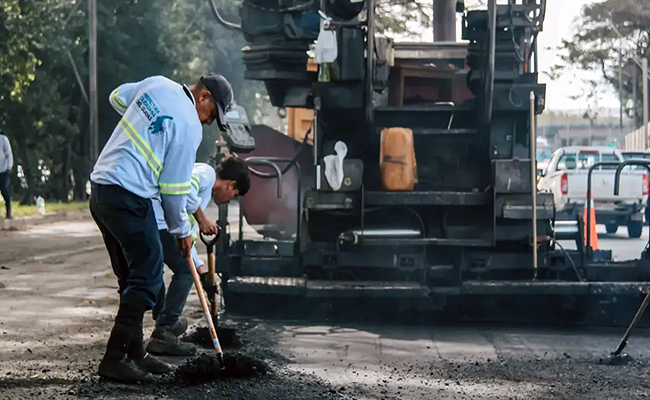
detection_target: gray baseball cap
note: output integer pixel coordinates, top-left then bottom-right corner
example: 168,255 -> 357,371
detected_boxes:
200,74 -> 234,131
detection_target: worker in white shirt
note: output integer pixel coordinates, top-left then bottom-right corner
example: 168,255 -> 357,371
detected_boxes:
0,130 -> 13,219
147,158 -> 249,356
89,74 -> 234,383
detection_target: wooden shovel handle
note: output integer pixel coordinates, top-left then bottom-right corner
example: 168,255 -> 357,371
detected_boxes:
187,255 -> 222,356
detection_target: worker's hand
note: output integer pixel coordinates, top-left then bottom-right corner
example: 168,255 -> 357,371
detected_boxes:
177,235 -> 194,259
194,208 -> 219,236
198,218 -> 219,236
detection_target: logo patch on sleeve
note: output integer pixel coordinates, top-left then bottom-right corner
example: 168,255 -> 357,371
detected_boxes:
148,115 -> 173,135
136,93 -> 160,122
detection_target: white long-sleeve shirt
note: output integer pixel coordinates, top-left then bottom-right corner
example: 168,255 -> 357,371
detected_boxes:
152,162 -> 216,268
90,76 -> 202,238
153,162 -> 216,231
0,134 -> 13,174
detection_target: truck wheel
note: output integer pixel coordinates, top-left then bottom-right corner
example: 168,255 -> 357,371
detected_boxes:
605,224 -> 618,234
627,221 -> 644,239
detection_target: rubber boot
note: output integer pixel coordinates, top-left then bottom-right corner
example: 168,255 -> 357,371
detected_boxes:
98,296 -> 153,383
98,323 -> 154,383
146,325 -> 197,356
128,319 -> 172,374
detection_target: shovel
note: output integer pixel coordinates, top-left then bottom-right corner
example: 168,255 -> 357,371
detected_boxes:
200,231 -> 239,347
200,232 -> 220,318
186,254 -> 225,370
602,289 -> 650,365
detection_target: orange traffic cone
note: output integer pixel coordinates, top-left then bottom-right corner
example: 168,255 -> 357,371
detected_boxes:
583,192 -> 598,250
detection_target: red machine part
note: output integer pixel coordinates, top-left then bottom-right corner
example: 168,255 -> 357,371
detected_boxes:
239,125 -> 314,238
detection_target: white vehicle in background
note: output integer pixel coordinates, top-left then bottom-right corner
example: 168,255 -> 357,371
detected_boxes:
622,151 -> 650,225
537,160 -> 549,178
538,146 -> 649,238
536,137 -> 552,176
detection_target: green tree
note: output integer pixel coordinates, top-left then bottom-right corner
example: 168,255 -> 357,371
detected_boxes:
169,0 -> 266,162
0,0 -> 216,203
549,0 -> 650,128
0,0 -> 40,104
376,0 -> 433,36
377,0 -> 486,37
0,0 -> 86,203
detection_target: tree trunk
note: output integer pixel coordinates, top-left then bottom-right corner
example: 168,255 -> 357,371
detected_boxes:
69,89 -> 89,202
19,147 -> 36,205
71,155 -> 90,201
12,119 -> 37,205
59,141 -> 72,202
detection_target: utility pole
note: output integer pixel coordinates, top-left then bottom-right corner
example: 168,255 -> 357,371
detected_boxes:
641,58 -> 648,150
633,65 -> 638,130
89,0 -> 98,160
618,46 -> 623,137
433,0 -> 456,42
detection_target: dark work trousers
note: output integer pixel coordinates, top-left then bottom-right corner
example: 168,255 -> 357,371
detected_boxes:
89,183 -> 164,309
152,229 -> 193,327
0,172 -> 11,218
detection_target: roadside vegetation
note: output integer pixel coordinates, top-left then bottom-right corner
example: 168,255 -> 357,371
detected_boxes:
0,200 -> 87,217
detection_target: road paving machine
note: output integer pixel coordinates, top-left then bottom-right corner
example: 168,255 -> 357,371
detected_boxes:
208,0 -> 650,326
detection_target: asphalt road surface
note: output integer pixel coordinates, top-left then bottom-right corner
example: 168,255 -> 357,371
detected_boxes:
1,211 -> 650,399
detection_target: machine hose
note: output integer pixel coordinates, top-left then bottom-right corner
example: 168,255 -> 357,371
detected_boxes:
551,239 -> 584,282
208,0 -> 241,30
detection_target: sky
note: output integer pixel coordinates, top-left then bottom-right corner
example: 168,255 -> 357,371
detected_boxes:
536,0 -> 619,112
393,0 -> 619,113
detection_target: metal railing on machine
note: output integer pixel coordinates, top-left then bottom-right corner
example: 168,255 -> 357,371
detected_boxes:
239,157 -> 303,255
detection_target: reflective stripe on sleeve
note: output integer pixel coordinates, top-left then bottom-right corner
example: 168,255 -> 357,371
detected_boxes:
191,175 -> 200,191
160,182 -> 192,195
189,214 -> 198,239
111,88 -> 127,110
118,118 -> 163,177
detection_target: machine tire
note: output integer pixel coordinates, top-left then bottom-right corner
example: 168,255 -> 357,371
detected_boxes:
627,221 -> 643,239
605,223 -> 618,234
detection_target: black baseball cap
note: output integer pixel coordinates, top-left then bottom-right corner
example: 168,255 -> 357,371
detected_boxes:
200,74 -> 234,131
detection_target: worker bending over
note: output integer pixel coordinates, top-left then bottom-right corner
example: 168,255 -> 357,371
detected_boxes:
89,73 -> 234,383
148,158 -> 250,356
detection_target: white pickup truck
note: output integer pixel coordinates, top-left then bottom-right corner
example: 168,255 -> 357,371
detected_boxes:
538,146 -> 648,238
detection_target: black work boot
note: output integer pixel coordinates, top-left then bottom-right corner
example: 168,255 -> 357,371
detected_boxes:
146,326 -> 197,356
132,353 -> 173,375
128,322 -> 172,375
169,317 -> 188,337
98,322 -> 154,383
5,199 -> 11,220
